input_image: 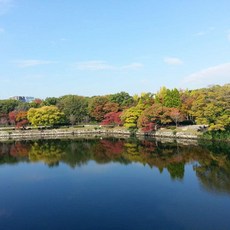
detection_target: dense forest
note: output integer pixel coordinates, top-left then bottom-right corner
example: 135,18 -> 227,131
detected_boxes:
0,84 -> 229,132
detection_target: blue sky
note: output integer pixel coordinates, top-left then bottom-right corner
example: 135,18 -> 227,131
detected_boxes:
0,0 -> 230,99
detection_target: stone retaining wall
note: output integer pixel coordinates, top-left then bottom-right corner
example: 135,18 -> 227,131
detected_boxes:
0,128 -> 199,140
0,128 -> 131,140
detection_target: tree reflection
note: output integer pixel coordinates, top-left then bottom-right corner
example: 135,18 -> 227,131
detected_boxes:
62,140 -> 93,168
92,138 -> 128,164
167,163 -> 184,180
0,138 -> 230,194
194,141 -> 230,194
28,141 -> 66,167
10,142 -> 31,157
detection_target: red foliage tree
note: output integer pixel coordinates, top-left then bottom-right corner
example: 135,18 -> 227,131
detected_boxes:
141,121 -> 156,132
101,111 -> 122,126
104,102 -> 119,113
137,104 -> 171,132
169,108 -> 185,127
8,110 -> 28,128
88,96 -> 109,121
8,111 -> 17,125
34,98 -> 42,104
0,114 -> 8,126
16,111 -> 28,128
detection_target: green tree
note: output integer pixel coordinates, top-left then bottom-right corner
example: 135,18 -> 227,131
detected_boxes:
69,114 -> 77,126
57,95 -> 89,123
155,86 -> 168,105
155,87 -> 181,108
164,88 -> 181,108
42,97 -> 59,106
0,99 -> 20,115
136,92 -> 155,109
108,91 -> 134,109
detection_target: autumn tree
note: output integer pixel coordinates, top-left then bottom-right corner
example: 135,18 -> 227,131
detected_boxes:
8,111 -> 17,125
15,111 -> 28,128
88,96 -> 108,121
169,108 -> 185,127
190,84 -> 230,130
101,111 -> 122,126
29,99 -> 43,108
27,106 -> 65,127
0,114 -> 8,126
137,104 -> 171,131
8,110 -> 29,128
179,89 -> 194,122
136,92 -> 155,110
120,106 -> 143,129
88,96 -> 119,122
103,101 -> 119,113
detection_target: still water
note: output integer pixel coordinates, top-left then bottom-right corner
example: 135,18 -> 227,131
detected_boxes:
0,137 -> 230,230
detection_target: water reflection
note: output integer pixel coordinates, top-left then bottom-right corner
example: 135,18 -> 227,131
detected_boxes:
0,138 -> 230,194
195,140 -> 230,194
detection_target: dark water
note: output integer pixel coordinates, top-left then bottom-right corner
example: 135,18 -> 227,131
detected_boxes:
0,137 -> 230,230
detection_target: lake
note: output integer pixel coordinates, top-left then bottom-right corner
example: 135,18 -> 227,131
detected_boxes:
0,137 -> 230,230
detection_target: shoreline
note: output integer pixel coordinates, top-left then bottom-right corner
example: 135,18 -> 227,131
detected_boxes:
0,127 -> 229,144
0,127 -> 200,140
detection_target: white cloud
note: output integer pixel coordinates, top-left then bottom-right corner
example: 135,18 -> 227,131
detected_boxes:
75,60 -> 143,71
14,59 -> 56,68
227,32 -> 230,41
75,61 -> 114,71
121,62 -> 143,70
0,0 -> 13,15
164,57 -> 183,65
0,27 -> 4,33
183,63 -> 230,85
194,27 -> 215,36
60,38 -> 69,42
22,74 -> 45,80
50,38 -> 69,46
194,31 -> 206,36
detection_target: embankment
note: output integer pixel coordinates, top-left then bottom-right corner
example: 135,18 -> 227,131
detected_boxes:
0,127 -> 200,141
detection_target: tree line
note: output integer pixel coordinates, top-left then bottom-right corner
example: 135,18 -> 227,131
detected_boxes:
0,84 -> 229,131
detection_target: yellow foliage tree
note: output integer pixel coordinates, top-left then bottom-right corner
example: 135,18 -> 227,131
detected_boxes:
27,106 -> 65,127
